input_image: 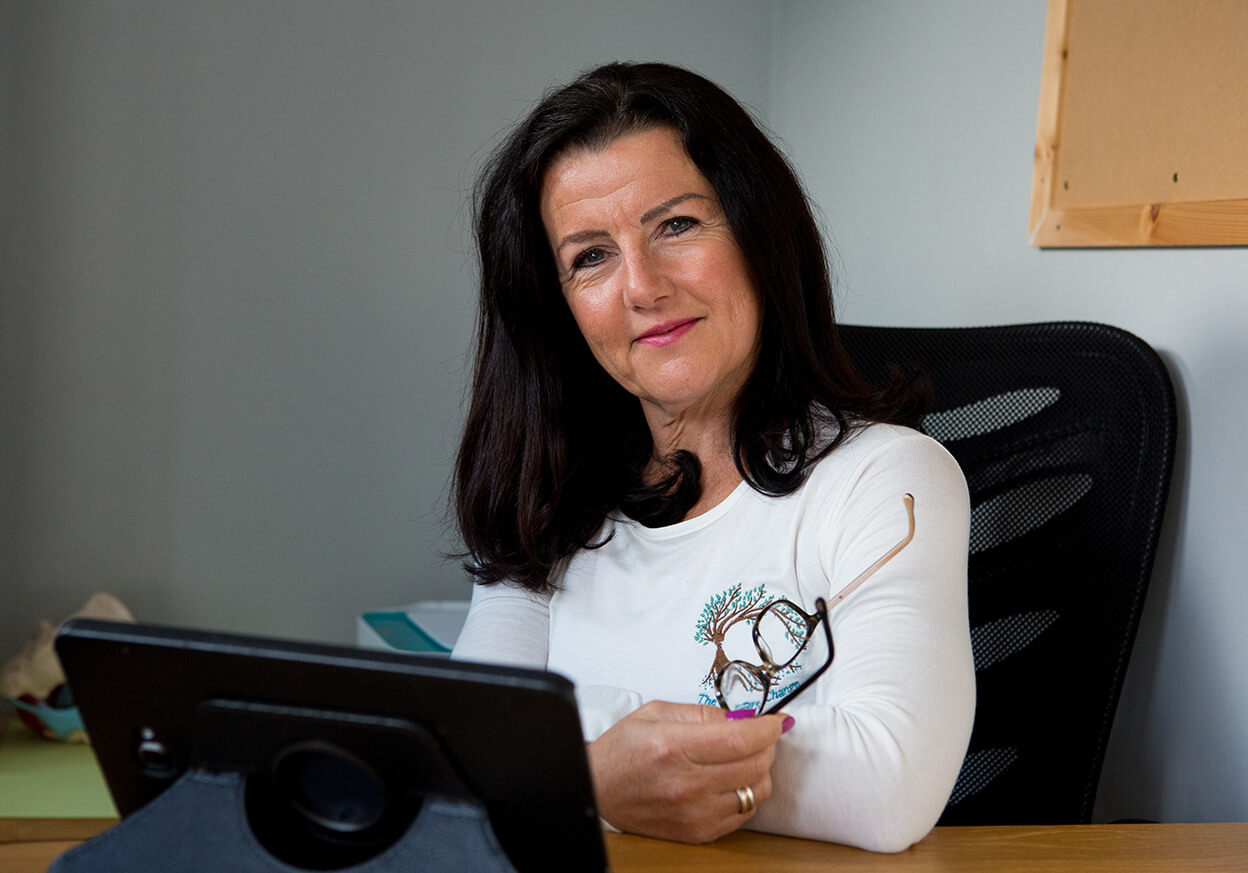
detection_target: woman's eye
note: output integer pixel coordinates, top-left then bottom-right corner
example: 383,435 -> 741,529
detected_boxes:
571,248 -> 607,271
663,216 -> 697,235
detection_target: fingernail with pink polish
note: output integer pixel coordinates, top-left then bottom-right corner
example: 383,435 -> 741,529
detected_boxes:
781,715 -> 796,734
726,708 -> 757,721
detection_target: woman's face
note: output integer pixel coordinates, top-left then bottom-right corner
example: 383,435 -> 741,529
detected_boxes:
539,126 -> 762,426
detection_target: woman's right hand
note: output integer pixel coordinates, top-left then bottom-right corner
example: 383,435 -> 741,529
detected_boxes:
586,700 -> 790,843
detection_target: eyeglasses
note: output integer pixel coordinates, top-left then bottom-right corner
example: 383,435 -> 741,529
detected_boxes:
713,493 -> 916,717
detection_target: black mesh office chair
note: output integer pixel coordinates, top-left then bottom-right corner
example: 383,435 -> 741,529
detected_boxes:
839,322 -> 1176,825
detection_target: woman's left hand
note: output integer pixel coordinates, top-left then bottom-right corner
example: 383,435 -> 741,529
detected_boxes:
586,700 -> 789,843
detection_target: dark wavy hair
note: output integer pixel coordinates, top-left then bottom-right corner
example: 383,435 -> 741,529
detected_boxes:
455,61 -> 925,592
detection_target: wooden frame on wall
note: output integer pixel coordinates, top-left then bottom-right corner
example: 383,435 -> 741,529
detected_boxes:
1029,0 -> 1248,247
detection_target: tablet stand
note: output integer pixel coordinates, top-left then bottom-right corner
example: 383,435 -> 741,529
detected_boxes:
49,699 -> 521,873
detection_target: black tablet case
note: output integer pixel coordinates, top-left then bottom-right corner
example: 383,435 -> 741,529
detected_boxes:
53,619 -> 608,873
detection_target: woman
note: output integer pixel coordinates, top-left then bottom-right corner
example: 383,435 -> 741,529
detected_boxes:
451,62 -> 974,852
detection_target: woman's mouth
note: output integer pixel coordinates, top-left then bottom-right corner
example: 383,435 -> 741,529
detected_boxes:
636,318 -> 699,347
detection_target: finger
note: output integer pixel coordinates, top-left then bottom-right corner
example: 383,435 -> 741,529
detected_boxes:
700,743 -> 777,796
725,768 -> 774,821
679,713 -> 788,766
747,770 -> 774,807
633,700 -> 724,724
641,720 -> 778,800
729,785 -> 757,820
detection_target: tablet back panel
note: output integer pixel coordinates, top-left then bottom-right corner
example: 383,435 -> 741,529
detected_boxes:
56,619 -> 607,873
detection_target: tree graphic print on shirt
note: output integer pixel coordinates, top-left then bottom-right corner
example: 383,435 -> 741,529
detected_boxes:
694,583 -> 769,686
693,583 -> 805,708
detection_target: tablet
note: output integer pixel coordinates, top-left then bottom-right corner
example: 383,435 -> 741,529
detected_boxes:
55,618 -> 608,873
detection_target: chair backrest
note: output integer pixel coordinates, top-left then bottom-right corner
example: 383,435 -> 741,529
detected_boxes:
839,322 -> 1176,825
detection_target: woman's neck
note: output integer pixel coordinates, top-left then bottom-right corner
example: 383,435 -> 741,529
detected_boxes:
643,410 -> 743,521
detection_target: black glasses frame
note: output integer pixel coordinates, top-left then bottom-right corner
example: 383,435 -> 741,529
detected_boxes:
714,597 -> 833,717
712,493 -> 916,718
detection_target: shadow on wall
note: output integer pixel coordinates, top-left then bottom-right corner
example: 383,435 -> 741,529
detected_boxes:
1091,348 -> 1189,822
1096,338 -> 1248,823
1152,335 -> 1248,822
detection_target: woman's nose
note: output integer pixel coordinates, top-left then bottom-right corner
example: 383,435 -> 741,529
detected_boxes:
619,249 -> 669,309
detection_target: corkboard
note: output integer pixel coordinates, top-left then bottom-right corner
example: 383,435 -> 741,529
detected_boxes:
1029,0 -> 1248,246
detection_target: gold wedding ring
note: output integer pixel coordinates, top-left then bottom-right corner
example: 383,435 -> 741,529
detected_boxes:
735,785 -> 756,815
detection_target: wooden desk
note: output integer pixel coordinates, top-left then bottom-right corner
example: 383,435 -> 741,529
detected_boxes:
2,819 -> 1246,872
0,818 -> 116,873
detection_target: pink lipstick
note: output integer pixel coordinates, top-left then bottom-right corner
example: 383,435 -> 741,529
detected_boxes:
636,318 -> 699,347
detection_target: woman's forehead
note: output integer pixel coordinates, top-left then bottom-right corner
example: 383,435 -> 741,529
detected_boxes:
539,128 -> 714,227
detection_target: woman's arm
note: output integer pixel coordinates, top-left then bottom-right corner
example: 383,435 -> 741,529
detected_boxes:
581,434 -> 971,849
748,433 -> 975,851
452,580 -> 646,738
450,581 -> 551,668
452,574 -> 792,844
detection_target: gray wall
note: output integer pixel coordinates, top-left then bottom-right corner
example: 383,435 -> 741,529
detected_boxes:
3,0 -> 1245,827
0,0 -> 772,644
769,0 -> 1248,827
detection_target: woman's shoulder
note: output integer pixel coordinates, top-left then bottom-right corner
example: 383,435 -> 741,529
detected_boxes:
832,420 -> 950,462
806,421 -> 965,496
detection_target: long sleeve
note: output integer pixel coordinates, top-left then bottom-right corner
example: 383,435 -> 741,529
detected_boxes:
451,578 -> 643,741
747,434 -> 975,851
451,580 -> 550,669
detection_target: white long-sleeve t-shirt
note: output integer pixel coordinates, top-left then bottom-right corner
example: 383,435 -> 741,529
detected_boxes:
452,423 -> 975,852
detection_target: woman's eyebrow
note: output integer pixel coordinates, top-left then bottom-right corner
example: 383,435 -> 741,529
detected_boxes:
554,192 -> 712,256
555,228 -> 609,256
638,192 -> 709,226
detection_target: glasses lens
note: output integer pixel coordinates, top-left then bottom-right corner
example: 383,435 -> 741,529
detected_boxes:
717,662 -> 767,715
756,601 -> 811,668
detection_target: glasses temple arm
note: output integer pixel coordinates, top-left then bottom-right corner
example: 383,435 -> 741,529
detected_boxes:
825,493 -> 916,609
